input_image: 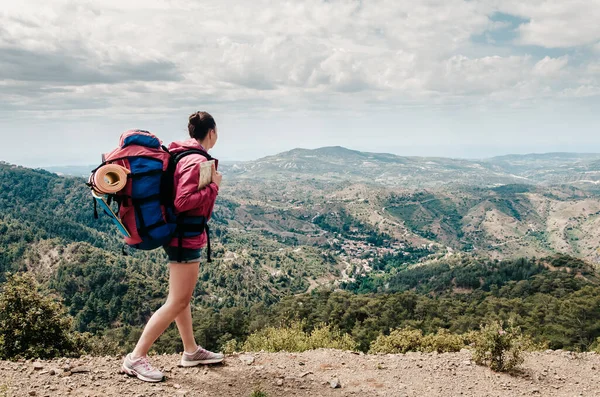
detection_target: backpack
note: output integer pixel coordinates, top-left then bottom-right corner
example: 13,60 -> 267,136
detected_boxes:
88,129 -> 214,262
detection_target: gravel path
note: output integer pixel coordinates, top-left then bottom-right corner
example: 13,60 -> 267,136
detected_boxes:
1,349 -> 600,396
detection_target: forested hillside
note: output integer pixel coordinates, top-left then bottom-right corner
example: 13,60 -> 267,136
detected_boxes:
4,155 -> 600,356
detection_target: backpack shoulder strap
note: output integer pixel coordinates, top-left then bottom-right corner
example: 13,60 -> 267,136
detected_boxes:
173,148 -> 213,165
169,147 -> 216,263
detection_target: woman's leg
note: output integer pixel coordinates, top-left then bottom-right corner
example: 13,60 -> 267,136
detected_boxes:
175,303 -> 198,353
131,261 -> 199,358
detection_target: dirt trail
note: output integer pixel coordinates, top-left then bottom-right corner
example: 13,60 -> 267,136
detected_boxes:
1,349 -> 600,397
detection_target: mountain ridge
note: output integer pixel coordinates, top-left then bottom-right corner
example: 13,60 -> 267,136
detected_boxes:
37,147 -> 600,180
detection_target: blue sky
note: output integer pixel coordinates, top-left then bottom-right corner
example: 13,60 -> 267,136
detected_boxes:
1,0 -> 599,166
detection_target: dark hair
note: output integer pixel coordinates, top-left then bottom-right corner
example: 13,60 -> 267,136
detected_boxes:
188,111 -> 216,140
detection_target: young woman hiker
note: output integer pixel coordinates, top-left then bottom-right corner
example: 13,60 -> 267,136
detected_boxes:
122,111 -> 224,382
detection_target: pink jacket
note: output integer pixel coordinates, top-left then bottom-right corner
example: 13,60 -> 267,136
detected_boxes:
167,138 -> 219,249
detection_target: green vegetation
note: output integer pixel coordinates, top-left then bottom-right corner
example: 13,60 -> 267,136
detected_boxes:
386,191 -> 469,241
369,328 -> 471,354
250,390 -> 269,397
472,320 -> 529,372
342,255 -> 592,295
5,162 -> 600,361
0,273 -> 83,360
242,321 -> 357,353
313,208 -> 390,246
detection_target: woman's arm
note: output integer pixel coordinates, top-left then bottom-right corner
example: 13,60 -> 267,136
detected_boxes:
173,160 -> 219,214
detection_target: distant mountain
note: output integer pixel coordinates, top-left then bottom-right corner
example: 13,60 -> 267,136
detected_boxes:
226,147 -> 600,188
41,148 -> 600,188
489,152 -> 600,162
226,146 -> 512,187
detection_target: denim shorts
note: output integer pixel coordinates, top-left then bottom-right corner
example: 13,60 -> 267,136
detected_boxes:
163,245 -> 202,263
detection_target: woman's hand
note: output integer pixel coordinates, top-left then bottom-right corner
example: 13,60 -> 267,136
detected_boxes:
212,162 -> 222,187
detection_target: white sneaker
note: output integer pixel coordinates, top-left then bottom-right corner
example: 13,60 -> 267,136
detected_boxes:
122,354 -> 164,382
180,346 -> 224,367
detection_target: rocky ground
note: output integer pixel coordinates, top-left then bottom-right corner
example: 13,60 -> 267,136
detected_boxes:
1,349 -> 600,397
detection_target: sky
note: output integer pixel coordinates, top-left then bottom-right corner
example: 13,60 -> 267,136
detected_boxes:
1,0 -> 599,166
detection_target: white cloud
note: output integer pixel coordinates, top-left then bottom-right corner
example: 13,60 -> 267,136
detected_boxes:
532,56 -> 569,77
496,0 -> 600,48
0,0 -> 599,168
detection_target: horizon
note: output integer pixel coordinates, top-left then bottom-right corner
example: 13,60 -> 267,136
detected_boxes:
7,146 -> 600,169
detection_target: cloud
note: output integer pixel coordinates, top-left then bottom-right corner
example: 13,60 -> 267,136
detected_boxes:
0,0 -> 598,121
496,0 -> 600,48
0,46 -> 181,85
532,56 -> 569,77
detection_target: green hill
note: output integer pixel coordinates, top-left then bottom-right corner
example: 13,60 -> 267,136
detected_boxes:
4,159 -> 600,355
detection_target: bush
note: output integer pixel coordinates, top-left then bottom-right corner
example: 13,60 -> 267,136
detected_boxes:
0,272 -> 83,360
222,339 -> 239,355
422,328 -> 468,353
369,327 -> 469,354
369,328 -> 424,354
81,332 -> 126,356
250,389 -> 268,397
242,321 -> 357,353
472,320 -> 529,372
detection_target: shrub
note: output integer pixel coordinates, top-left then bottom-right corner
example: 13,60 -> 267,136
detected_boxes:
472,320 -> 529,372
369,328 -> 424,354
242,321 -> 357,353
222,339 -> 239,355
421,328 -> 468,353
81,332 -> 126,356
250,389 -> 268,397
0,273 -> 82,360
369,328 -> 469,354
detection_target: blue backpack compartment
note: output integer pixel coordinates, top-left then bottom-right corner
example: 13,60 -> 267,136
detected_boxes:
128,156 -> 176,250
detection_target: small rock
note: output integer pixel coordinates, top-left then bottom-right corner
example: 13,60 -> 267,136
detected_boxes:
330,378 -> 342,389
299,362 -> 305,366
33,363 -> 44,371
29,392 -> 37,396
173,384 -> 182,389
62,364 -> 71,372
462,360 -> 471,366
300,371 -> 313,378
71,366 -> 91,374
276,379 -> 284,386
239,354 -> 255,366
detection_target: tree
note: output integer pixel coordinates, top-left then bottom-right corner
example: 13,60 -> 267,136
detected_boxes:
0,272 -> 81,359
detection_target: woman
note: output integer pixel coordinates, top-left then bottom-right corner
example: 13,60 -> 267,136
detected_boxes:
122,111 -> 224,382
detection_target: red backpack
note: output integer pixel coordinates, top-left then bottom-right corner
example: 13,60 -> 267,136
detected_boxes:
88,129 -> 214,261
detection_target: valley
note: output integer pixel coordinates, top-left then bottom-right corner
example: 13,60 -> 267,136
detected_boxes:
4,147 -> 600,355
